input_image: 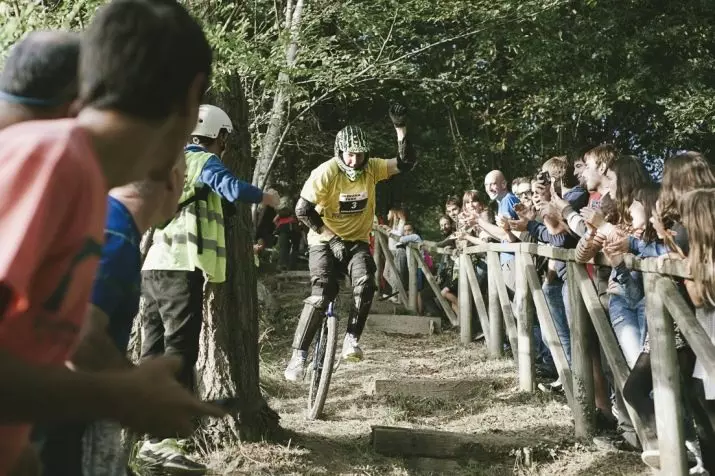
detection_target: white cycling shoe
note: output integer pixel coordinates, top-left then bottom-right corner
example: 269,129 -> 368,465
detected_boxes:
284,350 -> 307,382
341,333 -> 363,362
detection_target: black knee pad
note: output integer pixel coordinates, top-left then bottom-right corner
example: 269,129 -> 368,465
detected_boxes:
347,275 -> 376,339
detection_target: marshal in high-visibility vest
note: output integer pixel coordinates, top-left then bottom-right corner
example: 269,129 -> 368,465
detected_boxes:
143,146 -> 228,282
139,104 -> 280,405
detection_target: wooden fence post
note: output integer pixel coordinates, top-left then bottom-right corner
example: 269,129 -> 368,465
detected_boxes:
573,264 -> 657,450
459,252 -> 472,345
524,261 -> 575,408
487,252 -> 519,363
515,250 -> 535,391
659,278 -> 715,370
412,248 -> 459,326
375,232 -> 409,306
644,274 -> 688,475
486,251 -> 504,358
407,244 -> 419,313
567,262 -> 595,438
463,254 -> 490,349
373,231 -> 383,291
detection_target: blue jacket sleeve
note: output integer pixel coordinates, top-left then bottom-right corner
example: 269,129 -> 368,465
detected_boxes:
628,236 -> 647,256
198,157 -> 263,204
399,234 -> 422,243
501,194 -> 520,219
526,220 -> 569,247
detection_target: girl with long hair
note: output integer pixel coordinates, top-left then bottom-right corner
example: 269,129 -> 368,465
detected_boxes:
678,189 -> 715,473
611,151 -> 715,473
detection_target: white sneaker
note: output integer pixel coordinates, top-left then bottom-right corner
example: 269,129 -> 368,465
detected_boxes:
342,334 -> 363,362
641,442 -> 711,476
686,439 -> 709,476
284,350 -> 307,382
641,449 -> 660,470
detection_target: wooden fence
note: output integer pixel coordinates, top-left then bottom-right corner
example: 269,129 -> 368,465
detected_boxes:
372,226 -> 713,476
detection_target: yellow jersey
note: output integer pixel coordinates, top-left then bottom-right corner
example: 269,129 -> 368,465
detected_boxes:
301,157 -> 390,246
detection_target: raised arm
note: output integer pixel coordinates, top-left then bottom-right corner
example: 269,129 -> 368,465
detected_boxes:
385,104 -> 417,176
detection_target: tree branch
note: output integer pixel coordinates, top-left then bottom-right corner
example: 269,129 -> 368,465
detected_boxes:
375,9 -> 398,64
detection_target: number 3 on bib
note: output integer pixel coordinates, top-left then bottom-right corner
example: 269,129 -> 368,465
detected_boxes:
338,192 -> 368,214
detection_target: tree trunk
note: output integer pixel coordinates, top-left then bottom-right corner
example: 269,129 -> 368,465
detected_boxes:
252,0 -> 306,209
195,75 -> 281,446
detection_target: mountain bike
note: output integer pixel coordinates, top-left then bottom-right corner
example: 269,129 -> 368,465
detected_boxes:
305,290 -> 399,420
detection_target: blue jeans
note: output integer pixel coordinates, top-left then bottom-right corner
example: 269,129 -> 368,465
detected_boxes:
542,279 -> 571,368
533,324 -> 555,368
608,294 -> 647,368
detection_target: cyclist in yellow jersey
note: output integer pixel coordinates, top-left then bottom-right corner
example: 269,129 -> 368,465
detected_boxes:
285,104 -> 416,381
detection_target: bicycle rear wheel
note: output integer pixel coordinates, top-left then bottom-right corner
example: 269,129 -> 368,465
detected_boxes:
307,314 -> 338,420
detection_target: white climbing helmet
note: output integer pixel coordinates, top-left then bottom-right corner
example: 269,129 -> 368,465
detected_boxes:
191,104 -> 233,139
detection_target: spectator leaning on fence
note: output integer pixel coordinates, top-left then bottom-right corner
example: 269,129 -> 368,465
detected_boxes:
509,171 -> 578,391
484,170 -> 520,293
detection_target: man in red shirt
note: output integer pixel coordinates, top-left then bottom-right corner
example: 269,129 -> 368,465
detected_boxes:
0,1 -> 226,472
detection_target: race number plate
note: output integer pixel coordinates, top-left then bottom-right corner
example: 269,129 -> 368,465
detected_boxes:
338,191 -> 368,214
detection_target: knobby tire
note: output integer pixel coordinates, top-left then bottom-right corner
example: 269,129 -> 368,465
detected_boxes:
307,314 -> 338,420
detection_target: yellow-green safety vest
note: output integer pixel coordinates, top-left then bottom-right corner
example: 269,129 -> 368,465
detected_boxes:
143,149 -> 227,283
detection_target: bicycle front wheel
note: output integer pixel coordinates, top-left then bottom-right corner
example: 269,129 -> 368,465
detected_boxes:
307,314 -> 338,420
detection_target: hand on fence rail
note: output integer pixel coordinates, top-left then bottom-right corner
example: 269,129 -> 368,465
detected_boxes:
373,226 -> 691,278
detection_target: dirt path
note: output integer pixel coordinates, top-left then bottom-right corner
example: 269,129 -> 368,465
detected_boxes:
206,277 -> 648,475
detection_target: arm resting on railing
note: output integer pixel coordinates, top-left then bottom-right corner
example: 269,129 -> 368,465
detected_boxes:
477,218 -> 510,242
575,230 -> 604,263
526,220 -> 571,248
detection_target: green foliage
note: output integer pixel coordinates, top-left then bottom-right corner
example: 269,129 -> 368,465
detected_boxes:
2,0 -> 714,233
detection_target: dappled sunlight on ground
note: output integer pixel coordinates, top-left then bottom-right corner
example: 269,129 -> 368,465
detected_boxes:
204,278 -> 649,475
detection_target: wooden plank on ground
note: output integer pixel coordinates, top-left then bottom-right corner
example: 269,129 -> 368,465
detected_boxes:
275,270 -> 311,280
406,458 -> 463,474
371,426 -> 563,461
370,299 -> 399,315
367,314 -> 441,335
371,378 -> 480,399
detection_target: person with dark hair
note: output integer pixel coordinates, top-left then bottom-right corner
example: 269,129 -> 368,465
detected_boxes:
444,195 -> 462,226
0,1 -> 225,473
39,155 -> 188,476
0,30 -> 80,129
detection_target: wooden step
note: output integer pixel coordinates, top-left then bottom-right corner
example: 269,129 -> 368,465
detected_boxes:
371,378 -> 481,399
366,314 -> 441,335
372,426 -> 563,461
274,271 -> 311,280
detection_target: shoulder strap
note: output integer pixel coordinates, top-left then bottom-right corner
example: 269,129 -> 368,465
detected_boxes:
176,184 -> 211,213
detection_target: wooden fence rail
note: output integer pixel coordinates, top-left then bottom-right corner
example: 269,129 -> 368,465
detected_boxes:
372,226 -> 712,475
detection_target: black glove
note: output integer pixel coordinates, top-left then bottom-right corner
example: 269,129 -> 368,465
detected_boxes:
328,235 -> 348,264
389,103 -> 407,128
